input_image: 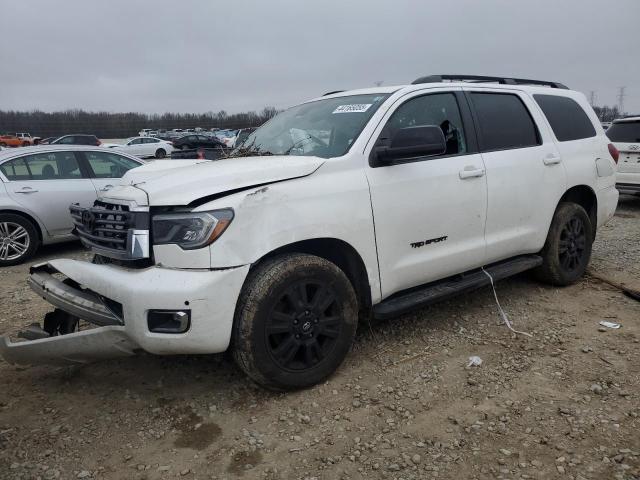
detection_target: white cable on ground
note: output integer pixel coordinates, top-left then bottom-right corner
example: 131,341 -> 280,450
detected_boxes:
481,268 -> 533,338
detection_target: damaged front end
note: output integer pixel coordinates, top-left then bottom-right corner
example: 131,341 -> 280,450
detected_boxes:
0,263 -> 137,365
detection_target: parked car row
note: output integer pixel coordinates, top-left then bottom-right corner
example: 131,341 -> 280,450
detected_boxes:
137,127 -> 258,149
0,133 -> 39,147
107,137 -> 174,159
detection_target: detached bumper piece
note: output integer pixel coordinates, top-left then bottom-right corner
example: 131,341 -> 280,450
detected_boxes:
0,326 -> 137,365
0,262 -> 133,366
28,263 -> 123,327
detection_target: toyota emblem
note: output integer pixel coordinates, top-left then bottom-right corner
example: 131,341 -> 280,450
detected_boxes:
82,210 -> 96,234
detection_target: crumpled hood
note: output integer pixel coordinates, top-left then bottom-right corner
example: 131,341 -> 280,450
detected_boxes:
119,156 -> 324,206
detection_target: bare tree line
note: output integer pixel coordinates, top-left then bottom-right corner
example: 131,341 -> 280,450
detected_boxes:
592,105 -> 622,122
0,107 -> 279,138
0,103 -> 626,140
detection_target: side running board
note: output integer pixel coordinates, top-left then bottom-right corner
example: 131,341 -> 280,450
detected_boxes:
373,255 -> 542,320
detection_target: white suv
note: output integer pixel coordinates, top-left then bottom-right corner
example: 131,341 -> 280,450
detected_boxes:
0,75 -> 619,390
607,116 -> 640,194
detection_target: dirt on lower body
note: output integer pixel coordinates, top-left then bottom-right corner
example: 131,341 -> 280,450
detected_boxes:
1,196 -> 639,480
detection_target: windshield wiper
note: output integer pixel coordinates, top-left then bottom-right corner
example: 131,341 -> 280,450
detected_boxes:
225,148 -> 274,158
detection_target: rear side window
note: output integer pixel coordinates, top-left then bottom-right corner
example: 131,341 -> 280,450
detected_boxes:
606,121 -> 640,143
84,151 -> 140,178
470,92 -> 540,151
1,157 -> 30,180
534,94 -> 596,142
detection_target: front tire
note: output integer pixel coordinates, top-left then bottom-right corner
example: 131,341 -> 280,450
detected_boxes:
232,253 -> 358,391
534,202 -> 592,286
0,214 -> 39,266
155,148 -> 166,159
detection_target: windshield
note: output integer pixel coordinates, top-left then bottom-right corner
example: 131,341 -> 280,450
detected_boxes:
606,121 -> 640,143
235,93 -> 390,159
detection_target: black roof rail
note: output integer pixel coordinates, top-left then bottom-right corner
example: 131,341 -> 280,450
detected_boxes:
323,90 -> 345,96
411,75 -> 569,90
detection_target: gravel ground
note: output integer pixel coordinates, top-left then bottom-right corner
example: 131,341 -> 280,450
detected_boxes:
1,195 -> 639,480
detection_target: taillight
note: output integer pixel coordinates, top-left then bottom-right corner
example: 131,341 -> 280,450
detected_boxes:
608,143 -> 619,163
96,140 -> 102,146
197,148 -> 204,159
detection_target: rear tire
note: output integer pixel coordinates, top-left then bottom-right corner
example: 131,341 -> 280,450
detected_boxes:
0,214 -> 39,266
534,202 -> 592,286
232,253 -> 358,391
155,148 -> 166,159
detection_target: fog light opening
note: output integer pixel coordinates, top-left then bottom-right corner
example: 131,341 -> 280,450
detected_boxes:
148,310 -> 191,334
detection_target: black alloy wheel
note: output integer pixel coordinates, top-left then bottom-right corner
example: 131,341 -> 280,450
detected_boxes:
558,216 -> 587,273
266,280 -> 342,371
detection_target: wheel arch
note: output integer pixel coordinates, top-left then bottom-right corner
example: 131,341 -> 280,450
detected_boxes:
251,238 -> 373,319
0,209 -> 44,242
559,185 -> 598,239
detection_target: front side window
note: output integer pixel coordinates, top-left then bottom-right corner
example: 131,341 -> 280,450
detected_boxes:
606,121 -> 640,143
237,93 -> 390,159
470,92 -> 540,151
84,151 -> 140,178
380,93 -> 467,156
129,138 -> 143,145
534,94 -> 596,142
55,136 -> 75,144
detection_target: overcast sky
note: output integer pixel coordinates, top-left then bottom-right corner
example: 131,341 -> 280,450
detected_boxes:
1,0 -> 638,115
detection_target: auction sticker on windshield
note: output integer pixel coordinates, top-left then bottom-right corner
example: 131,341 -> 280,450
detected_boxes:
333,104 -> 372,114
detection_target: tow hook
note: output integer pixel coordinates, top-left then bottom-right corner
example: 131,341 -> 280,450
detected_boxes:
17,309 -> 79,340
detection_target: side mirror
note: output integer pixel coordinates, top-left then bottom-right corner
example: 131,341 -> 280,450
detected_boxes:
370,125 -> 446,166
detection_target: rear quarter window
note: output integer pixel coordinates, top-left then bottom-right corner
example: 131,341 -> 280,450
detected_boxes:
534,94 -> 596,142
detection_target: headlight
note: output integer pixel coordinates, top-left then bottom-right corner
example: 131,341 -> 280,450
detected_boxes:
152,209 -> 234,249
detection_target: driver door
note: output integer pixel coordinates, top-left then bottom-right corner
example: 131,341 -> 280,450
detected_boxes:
365,89 -> 488,298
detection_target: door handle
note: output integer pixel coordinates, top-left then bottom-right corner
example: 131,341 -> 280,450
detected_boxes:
99,184 -> 114,192
459,167 -> 485,179
543,154 -> 562,165
15,187 -> 38,194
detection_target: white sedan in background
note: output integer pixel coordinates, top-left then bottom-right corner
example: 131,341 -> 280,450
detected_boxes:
111,137 -> 174,159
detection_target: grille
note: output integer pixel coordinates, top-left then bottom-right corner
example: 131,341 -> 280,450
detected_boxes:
70,201 -> 150,260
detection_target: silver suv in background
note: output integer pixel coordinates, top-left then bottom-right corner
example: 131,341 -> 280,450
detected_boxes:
607,116 -> 640,195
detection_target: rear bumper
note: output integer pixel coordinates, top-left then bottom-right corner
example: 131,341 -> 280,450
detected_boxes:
0,259 -> 250,366
597,185 -> 619,228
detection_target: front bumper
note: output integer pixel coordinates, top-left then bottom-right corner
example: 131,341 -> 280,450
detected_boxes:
0,259 -> 250,366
